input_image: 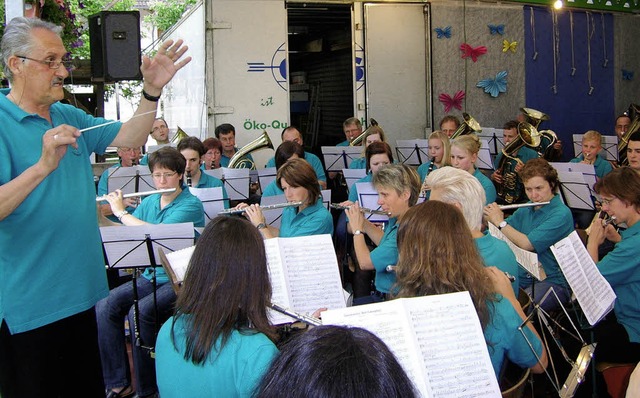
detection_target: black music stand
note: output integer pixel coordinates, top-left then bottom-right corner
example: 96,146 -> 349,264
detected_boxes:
477,139 -> 495,170
321,146 -> 362,172
478,127 -> 505,157
188,187 -> 226,225
355,182 -> 389,223
554,170 -> 596,211
106,165 -> 155,196
204,168 -> 250,201
100,223 -> 195,354
257,167 -> 277,193
395,139 -> 429,166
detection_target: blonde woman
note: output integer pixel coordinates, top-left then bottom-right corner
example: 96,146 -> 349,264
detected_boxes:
450,134 -> 497,204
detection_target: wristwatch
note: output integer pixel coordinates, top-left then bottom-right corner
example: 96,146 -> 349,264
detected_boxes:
256,222 -> 267,230
353,230 -> 363,236
498,220 -> 508,230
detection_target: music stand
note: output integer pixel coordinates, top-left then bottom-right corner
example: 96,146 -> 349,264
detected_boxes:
551,163 -> 597,211
572,134 -> 619,162
188,187 -> 226,225
342,169 -> 367,192
321,146 -> 362,172
100,223 -> 195,353
321,189 -> 331,210
477,139 -> 495,170
395,139 -> 429,166
107,165 -> 155,196
260,194 -> 287,229
356,182 -> 389,223
258,167 -> 277,193
147,143 -> 177,154
478,127 -> 505,156
204,168 -> 250,201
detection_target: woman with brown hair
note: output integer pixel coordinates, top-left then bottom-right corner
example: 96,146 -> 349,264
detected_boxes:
395,200 -> 548,378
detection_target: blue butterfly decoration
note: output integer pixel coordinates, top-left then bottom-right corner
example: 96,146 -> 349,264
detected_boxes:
622,69 -> 634,81
434,26 -> 452,39
477,70 -> 508,98
488,24 -> 505,35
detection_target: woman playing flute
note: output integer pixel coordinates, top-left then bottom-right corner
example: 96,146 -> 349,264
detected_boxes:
345,164 -> 420,303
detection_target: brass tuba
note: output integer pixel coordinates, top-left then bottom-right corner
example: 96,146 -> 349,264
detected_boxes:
171,126 -> 189,143
350,118 -> 379,146
496,122 -> 541,204
618,103 -> 640,166
450,113 -> 482,139
228,130 -> 274,169
520,107 -> 557,159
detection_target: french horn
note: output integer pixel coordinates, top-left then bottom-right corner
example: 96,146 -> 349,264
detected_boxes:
450,113 -> 482,139
228,130 -> 274,169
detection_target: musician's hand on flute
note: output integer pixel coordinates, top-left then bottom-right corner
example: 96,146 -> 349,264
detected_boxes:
338,200 -> 355,208
346,202 -> 365,232
39,125 -> 81,173
243,204 -> 266,227
104,190 -> 126,214
483,202 -> 504,226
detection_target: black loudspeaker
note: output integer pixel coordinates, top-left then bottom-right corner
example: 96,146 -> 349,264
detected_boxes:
89,11 -> 142,82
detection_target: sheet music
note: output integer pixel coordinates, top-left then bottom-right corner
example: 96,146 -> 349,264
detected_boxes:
322,292 -> 501,398
265,234 -> 346,324
395,139 -> 429,166
204,167 -> 250,200
477,139 -> 494,170
488,223 -> 545,281
100,223 -> 195,268
258,167 -> 277,193
162,245 -> 196,283
478,128 -> 504,156
342,168 -> 367,192
107,165 -> 155,194
553,169 -> 595,210
321,146 -> 362,171
551,231 -> 616,325
551,162 -> 597,192
147,143 -> 177,153
356,182 -> 389,223
188,187 -> 225,224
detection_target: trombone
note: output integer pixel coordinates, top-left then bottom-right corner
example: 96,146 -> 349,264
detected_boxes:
350,118 -> 379,146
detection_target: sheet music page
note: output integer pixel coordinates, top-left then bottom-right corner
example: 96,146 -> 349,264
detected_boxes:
322,299 -> 429,397
163,245 -> 196,283
356,182 -> 389,223
321,146 -> 362,171
404,292 -> 500,398
551,231 -> 616,325
322,293 -> 501,398
488,223 -> 545,280
263,238 -> 293,325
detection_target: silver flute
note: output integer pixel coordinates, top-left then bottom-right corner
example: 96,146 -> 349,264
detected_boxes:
96,188 -> 176,202
269,302 -> 322,326
498,201 -> 550,210
218,201 -> 303,215
330,203 -> 390,216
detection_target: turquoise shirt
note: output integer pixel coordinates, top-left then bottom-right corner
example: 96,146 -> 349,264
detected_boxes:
494,146 -> 539,169
485,296 -> 544,376
135,188 -> 204,284
570,154 -> 613,179
156,316 -> 278,398
417,160 -> 438,182
348,157 -> 366,170
261,180 -> 283,197
348,173 -> 373,203
279,198 -> 333,238
220,148 -> 254,169
476,233 -> 520,296
337,139 -> 350,147
598,221 -> 640,343
473,167 -> 497,205
0,90 -> 121,333
265,151 -> 326,182
196,171 -> 230,208
371,218 -> 399,293
506,194 -> 574,288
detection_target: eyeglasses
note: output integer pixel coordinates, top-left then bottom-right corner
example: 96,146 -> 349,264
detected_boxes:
600,197 -> 617,206
16,56 -> 75,70
152,125 -> 168,133
151,172 -> 178,179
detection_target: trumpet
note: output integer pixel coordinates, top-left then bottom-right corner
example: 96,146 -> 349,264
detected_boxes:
330,203 -> 390,216
585,211 -> 617,235
96,188 -> 176,202
218,201 -> 303,215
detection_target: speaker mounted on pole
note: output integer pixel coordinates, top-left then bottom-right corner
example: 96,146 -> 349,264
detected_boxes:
89,11 -> 142,82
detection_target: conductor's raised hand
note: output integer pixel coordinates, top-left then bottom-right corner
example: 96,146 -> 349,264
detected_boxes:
141,39 -> 192,95
39,125 -> 81,173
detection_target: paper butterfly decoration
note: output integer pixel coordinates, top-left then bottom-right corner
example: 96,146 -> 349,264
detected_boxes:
622,69 -> 634,81
488,24 -> 505,35
438,90 -> 466,113
434,26 -> 452,39
477,70 -> 508,98
460,43 -> 487,63
502,40 -> 517,53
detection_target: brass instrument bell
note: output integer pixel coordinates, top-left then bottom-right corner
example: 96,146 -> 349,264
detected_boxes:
228,130 -> 274,169
350,118 -> 379,146
450,113 -> 482,139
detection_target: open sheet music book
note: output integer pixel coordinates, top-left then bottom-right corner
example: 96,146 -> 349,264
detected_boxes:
550,231 -> 616,326
488,222 -> 546,281
158,234 -> 346,325
322,292 -> 501,398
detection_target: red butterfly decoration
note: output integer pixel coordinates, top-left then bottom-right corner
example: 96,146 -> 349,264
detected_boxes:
460,43 -> 488,63
438,90 -> 465,113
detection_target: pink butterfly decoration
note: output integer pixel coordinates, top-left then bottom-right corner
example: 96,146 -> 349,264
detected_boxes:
438,90 -> 465,113
460,43 -> 488,63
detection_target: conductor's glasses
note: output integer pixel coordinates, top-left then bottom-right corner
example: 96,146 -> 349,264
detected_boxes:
16,55 -> 75,70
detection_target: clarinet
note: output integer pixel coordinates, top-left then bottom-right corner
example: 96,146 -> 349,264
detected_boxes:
186,171 -> 192,187
419,157 -> 436,197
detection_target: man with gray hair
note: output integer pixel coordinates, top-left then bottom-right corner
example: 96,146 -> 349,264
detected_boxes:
426,166 -> 520,294
0,17 -> 190,397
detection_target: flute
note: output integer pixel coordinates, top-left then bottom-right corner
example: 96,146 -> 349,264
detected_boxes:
269,302 -> 322,327
498,201 -> 550,210
218,201 -> 303,215
96,188 -> 176,202
330,203 -> 390,216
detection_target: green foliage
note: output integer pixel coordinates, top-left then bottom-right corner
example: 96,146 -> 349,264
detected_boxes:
144,0 -> 197,33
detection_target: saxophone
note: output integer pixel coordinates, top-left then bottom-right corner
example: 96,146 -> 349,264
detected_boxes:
496,122 -> 541,204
